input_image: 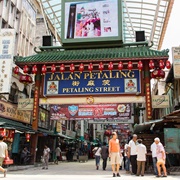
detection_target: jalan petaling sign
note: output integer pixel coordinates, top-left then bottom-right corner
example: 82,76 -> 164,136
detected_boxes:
43,70 -> 141,96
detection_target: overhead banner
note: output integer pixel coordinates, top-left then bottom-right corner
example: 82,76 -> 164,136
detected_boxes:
172,47 -> 180,79
44,70 -> 141,96
50,103 -> 133,123
0,29 -> 16,93
152,95 -> 169,108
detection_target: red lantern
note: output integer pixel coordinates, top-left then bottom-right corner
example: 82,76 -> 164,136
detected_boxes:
151,69 -> 165,79
70,64 -> 75,74
60,64 -> 65,74
159,60 -> 165,69
88,63 -> 93,73
0,128 -> 6,137
118,61 -> 123,71
19,74 -> 33,84
128,61 -> 133,71
108,62 -> 113,72
99,62 -> 104,73
51,64 -> 56,74
41,65 -> 47,75
79,63 -> 84,73
13,66 -> 19,75
149,60 -> 155,70
166,60 -> 171,69
26,133 -> 30,142
137,61 -> 143,71
32,65 -> 37,75
23,65 -> 29,74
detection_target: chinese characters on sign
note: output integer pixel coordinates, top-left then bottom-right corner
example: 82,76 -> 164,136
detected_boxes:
172,47 -> 180,79
44,70 -> 141,95
0,29 -> 15,93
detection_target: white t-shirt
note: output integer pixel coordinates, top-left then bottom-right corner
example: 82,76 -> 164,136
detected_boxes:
150,142 -> 157,158
137,144 -> 147,161
129,140 -> 137,155
93,147 -> 102,156
124,144 -> 129,156
0,141 -> 7,158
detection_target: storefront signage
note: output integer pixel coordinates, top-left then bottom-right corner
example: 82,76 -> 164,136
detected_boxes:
18,98 -> 34,110
172,47 -> 180,79
50,103 -> 133,123
152,95 -> 169,108
0,29 -> 15,93
0,100 -> 31,124
44,70 -> 141,96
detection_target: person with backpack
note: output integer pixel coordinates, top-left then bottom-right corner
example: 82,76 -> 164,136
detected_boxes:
92,143 -> 102,170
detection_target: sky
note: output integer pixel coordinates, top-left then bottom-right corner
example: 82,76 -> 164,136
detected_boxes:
161,0 -> 180,61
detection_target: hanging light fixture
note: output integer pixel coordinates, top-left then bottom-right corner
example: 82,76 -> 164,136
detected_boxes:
13,66 -> 19,75
88,63 -> 93,73
98,62 -> 104,73
79,63 -> 84,73
151,69 -> 165,79
127,61 -> 133,71
137,61 -> 143,71
41,65 -> 47,75
108,62 -> 113,72
118,61 -> 123,72
159,60 -> 165,69
166,60 -> 171,69
25,133 -> 31,142
32,65 -> 37,75
70,64 -> 75,74
149,60 -> 155,70
23,65 -> 29,74
51,64 -> 56,74
60,64 -> 65,74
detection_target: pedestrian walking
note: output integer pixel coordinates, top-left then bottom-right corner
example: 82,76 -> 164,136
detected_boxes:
109,132 -> 122,177
42,145 -> 50,169
124,140 -> 130,173
55,146 -> 61,164
127,134 -> 138,175
101,142 -> 109,170
150,139 -> 158,175
136,139 -> 147,176
92,143 -> 102,170
155,138 -> 167,177
0,135 -> 8,177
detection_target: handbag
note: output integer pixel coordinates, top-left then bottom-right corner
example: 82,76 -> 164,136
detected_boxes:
3,157 -> 13,165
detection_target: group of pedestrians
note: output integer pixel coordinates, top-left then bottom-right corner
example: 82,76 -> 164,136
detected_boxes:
93,132 -> 168,178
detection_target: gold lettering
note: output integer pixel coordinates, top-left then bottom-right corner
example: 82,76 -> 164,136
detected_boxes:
97,72 -> 101,79
109,71 -> 116,78
84,73 -> 90,79
89,72 -> 97,79
65,74 -> 73,80
127,71 -> 135,78
74,73 -> 81,80
101,72 -> 108,79
53,74 -> 61,81
120,71 -> 127,78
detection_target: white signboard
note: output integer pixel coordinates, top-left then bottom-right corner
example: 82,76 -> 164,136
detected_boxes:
152,95 -> 169,108
18,98 -> 34,110
172,47 -> 180,79
0,29 -> 15,93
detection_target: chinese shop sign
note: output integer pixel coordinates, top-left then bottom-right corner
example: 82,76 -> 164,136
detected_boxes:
0,29 -> 15,93
50,103 -> 133,123
44,70 -> 141,96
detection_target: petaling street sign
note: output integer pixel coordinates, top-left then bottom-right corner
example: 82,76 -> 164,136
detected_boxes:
43,70 -> 141,96
50,103 -> 133,123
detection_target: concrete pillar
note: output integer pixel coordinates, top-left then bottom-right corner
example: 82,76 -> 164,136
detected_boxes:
80,120 -> 84,141
93,124 -> 96,142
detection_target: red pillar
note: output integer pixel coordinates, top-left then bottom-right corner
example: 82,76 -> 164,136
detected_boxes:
144,61 -> 152,120
31,66 -> 41,163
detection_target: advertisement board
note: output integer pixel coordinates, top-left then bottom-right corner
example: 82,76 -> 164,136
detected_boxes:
172,47 -> 180,79
0,29 -> 15,93
43,70 -> 141,96
50,103 -> 133,123
152,95 -> 169,108
18,98 -> 34,110
61,0 -> 123,44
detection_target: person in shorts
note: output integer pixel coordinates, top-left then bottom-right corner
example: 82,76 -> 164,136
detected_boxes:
109,132 -> 122,177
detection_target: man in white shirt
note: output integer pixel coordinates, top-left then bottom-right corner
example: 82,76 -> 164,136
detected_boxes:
128,134 -> 138,175
150,139 -> 158,175
0,135 -> 8,177
136,139 -> 147,176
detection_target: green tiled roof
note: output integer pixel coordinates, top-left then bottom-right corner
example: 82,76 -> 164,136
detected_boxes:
15,46 -> 169,65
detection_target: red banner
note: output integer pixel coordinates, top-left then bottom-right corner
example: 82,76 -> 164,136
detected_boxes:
50,103 -> 131,122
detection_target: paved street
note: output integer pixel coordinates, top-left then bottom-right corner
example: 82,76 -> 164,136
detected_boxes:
2,160 -> 180,180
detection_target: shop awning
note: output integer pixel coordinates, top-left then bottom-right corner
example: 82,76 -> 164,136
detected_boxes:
0,117 -> 34,133
38,127 -> 55,136
57,133 -> 74,139
133,119 -> 163,134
